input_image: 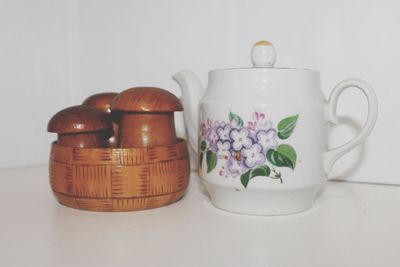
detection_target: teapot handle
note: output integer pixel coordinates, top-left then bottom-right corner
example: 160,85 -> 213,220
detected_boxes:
324,78 -> 378,174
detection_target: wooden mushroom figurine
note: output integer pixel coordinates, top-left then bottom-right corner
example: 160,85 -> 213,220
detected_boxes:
82,92 -> 119,147
111,87 -> 183,147
47,105 -> 112,148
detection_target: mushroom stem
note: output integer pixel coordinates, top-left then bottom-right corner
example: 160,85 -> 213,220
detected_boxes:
108,122 -> 119,147
118,113 -> 177,147
58,131 -> 109,148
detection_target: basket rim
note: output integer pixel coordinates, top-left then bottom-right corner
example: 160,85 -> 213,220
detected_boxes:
51,138 -> 188,152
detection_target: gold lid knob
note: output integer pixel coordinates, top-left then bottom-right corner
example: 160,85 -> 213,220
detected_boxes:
251,40 -> 276,68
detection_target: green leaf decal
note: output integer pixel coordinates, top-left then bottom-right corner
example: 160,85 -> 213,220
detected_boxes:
229,111 -> 244,127
199,151 -> 204,168
251,165 -> 271,178
266,144 -> 297,170
206,150 -> 217,173
240,170 -> 251,188
277,114 -> 299,140
200,140 -> 207,151
277,144 -> 297,168
240,165 -> 271,188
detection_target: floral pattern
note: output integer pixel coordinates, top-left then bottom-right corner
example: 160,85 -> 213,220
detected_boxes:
216,141 -> 231,159
230,128 -> 252,151
257,130 -> 278,151
241,144 -> 265,168
199,111 -> 299,188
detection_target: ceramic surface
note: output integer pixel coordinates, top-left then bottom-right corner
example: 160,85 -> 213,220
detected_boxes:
174,41 -> 378,215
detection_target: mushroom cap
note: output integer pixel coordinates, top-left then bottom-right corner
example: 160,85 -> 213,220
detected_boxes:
82,92 -> 118,113
47,105 -> 112,134
111,87 -> 183,112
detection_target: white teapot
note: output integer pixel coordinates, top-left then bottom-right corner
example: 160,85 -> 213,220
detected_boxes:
173,40 -> 377,215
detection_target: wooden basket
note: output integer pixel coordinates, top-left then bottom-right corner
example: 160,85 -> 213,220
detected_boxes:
49,139 -> 190,211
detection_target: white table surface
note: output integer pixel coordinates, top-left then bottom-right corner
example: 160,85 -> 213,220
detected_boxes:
0,166 -> 399,267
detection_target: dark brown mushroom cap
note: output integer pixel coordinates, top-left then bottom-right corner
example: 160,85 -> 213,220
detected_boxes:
111,87 -> 183,112
82,92 -> 118,114
47,105 -> 112,133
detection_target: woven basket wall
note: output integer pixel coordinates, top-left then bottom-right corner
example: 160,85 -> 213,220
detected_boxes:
49,139 -> 190,211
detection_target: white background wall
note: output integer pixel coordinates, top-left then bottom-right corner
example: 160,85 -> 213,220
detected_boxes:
1,0 -> 399,185
0,0 -> 71,168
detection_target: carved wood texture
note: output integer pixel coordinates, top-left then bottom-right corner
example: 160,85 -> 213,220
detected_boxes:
49,139 -> 190,211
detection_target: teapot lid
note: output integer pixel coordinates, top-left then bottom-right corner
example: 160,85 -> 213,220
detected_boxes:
209,40 -> 319,75
213,40 -> 315,72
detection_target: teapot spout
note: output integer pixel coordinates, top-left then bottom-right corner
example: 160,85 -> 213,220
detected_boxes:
173,70 -> 204,154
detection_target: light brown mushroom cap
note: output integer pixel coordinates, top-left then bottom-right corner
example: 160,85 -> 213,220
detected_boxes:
111,87 -> 183,112
82,92 -> 118,113
47,105 -> 112,134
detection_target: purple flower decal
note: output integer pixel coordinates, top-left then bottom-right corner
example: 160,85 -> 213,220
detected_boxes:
248,111 -> 273,132
207,129 -> 219,151
229,119 -> 241,129
226,157 -> 247,177
230,128 -> 252,151
216,141 -> 231,159
256,130 -> 278,151
214,121 -> 225,129
257,120 -> 273,131
241,144 -> 265,168
217,125 -> 232,141
200,119 -> 213,138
